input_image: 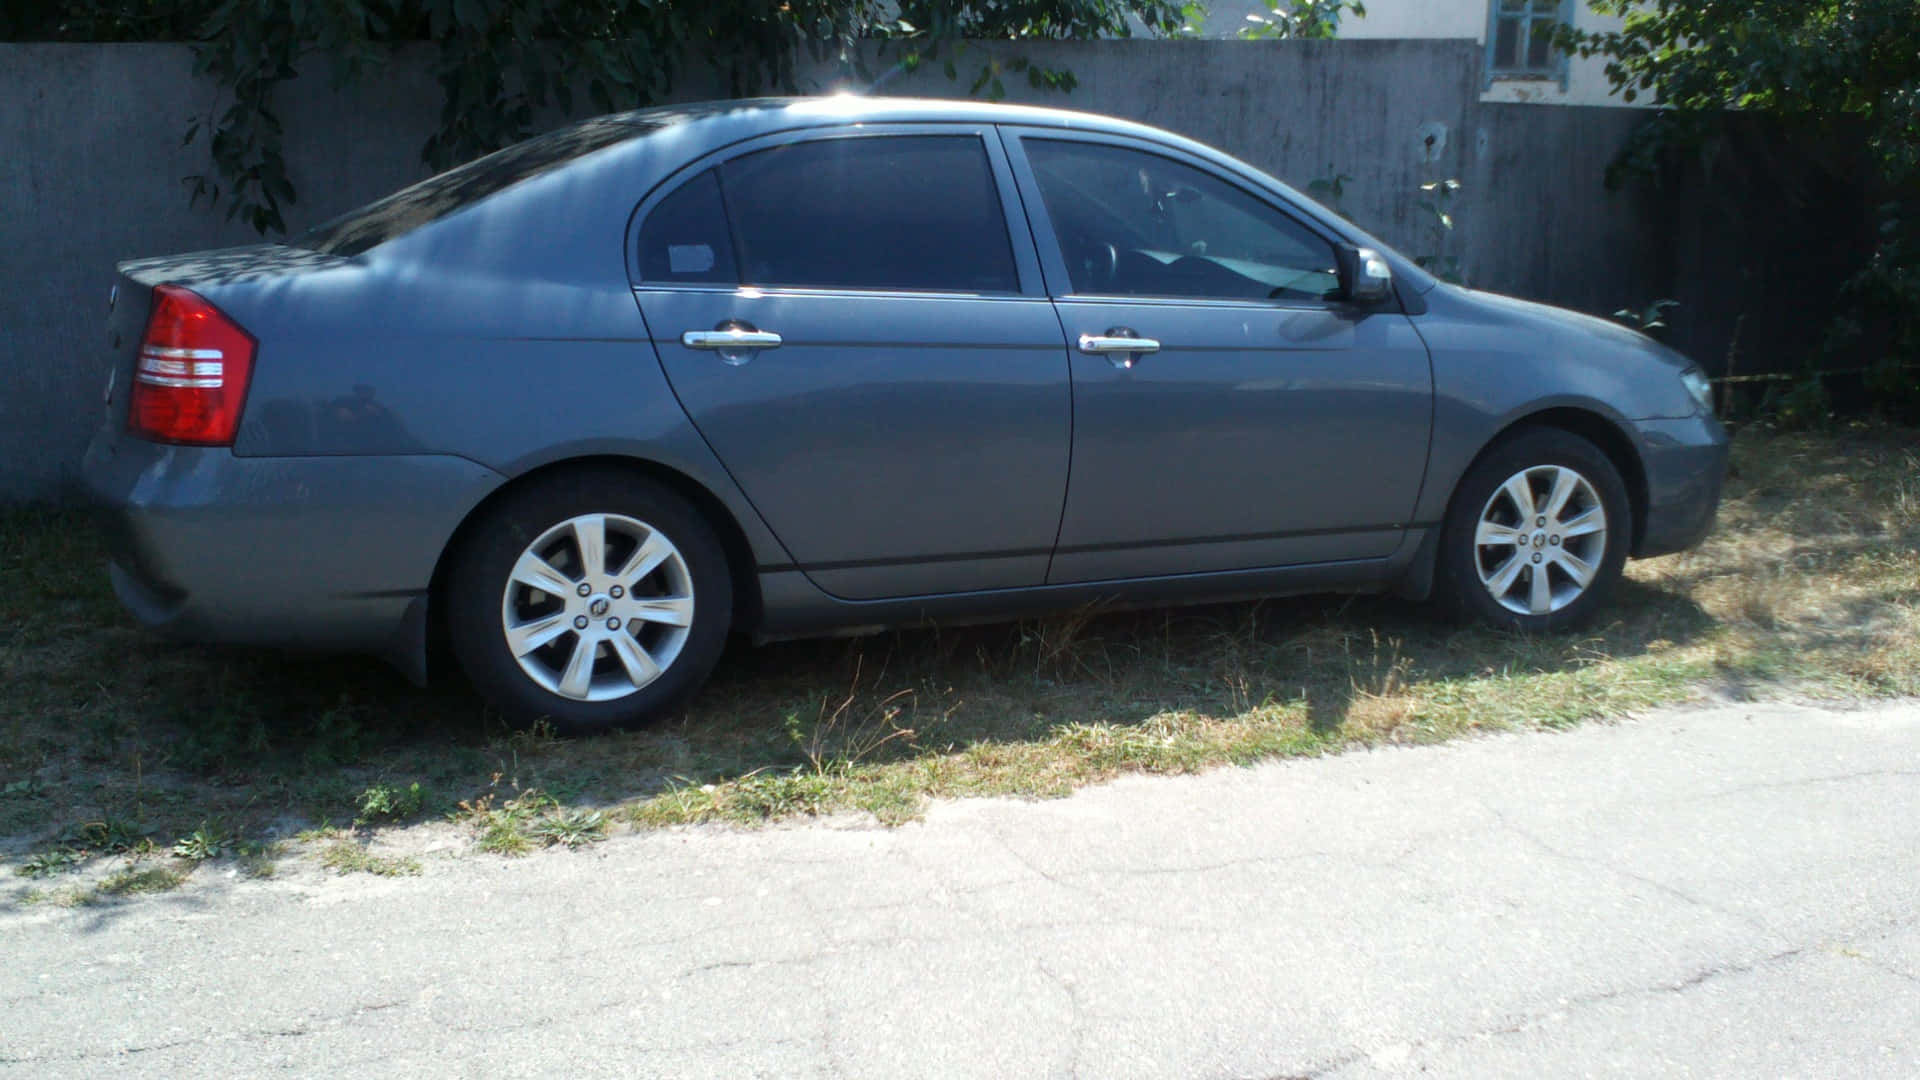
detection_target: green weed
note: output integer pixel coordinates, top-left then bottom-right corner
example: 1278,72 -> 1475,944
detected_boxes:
170,821 -> 230,861
17,848 -> 82,879
355,782 -> 429,825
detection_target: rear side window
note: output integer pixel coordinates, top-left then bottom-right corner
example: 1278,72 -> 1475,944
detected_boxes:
718,135 -> 1019,294
636,170 -> 737,285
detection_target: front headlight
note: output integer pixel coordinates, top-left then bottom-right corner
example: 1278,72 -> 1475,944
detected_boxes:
1680,366 -> 1714,415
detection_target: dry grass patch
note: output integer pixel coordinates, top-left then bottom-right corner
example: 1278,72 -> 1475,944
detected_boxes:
95,864 -> 190,897
0,425 -> 1914,869
317,840 -> 422,877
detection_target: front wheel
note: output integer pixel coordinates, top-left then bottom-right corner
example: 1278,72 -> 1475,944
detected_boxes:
1435,428 -> 1631,632
443,469 -> 732,732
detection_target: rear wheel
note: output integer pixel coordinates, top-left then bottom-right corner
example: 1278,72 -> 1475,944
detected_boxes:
444,469 -> 732,732
1435,428 -> 1630,632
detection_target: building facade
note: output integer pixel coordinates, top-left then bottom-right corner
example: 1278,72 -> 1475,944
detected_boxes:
1200,0 -> 1635,107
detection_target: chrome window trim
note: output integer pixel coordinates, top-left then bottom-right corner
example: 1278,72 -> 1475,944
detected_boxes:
629,283 -> 1044,303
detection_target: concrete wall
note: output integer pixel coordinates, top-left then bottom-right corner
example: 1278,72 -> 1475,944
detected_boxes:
1,45 -> 448,500
865,38 -> 1486,258
3,39 -> 1658,500
1461,102 -> 1664,318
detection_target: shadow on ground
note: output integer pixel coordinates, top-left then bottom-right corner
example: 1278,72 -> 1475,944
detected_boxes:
0,560 -> 1718,867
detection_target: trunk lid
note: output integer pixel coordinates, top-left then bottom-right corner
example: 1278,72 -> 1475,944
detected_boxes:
101,245 -> 347,431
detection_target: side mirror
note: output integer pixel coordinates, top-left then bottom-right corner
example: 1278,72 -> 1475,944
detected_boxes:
1336,245 -> 1394,305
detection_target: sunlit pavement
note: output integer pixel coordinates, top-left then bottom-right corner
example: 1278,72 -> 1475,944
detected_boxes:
5,698 -> 1917,1078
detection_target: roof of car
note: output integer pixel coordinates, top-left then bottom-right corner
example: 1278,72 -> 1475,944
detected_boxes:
603,95 -> 1178,143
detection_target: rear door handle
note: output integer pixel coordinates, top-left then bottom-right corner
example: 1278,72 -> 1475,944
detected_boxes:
1077,328 -> 1160,369
681,323 -> 781,366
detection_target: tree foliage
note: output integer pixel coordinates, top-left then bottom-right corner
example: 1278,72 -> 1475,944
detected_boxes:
11,0 -> 1190,234
1567,0 -> 1919,177
1237,0 -> 1365,40
1,1 -> 214,40
1565,0 -> 1920,413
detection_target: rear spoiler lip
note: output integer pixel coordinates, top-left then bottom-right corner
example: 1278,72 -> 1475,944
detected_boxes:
116,244 -> 350,289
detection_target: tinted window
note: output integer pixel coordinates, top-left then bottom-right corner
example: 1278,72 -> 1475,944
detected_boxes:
719,136 -> 1018,293
296,116 -> 661,257
637,170 -> 738,285
1024,139 -> 1338,302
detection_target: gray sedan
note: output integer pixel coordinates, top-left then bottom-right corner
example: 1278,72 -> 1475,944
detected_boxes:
85,97 -> 1727,731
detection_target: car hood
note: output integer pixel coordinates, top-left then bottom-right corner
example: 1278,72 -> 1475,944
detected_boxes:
1451,286 -> 1695,373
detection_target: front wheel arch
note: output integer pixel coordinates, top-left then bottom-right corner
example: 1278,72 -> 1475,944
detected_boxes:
1399,409 -> 1646,604
1456,408 -> 1648,553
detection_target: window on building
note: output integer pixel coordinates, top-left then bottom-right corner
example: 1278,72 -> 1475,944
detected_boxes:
1486,0 -> 1571,85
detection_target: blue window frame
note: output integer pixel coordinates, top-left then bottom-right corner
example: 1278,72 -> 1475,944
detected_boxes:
1485,0 -> 1573,89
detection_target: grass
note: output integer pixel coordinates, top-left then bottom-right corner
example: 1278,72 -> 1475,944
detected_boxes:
95,864 -> 189,897
317,840 -> 422,877
1,425 -> 1915,877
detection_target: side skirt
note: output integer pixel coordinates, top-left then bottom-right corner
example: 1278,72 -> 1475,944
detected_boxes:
751,556 -> 1397,643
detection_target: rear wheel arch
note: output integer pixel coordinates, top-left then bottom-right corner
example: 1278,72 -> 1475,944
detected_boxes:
423,455 -> 763,684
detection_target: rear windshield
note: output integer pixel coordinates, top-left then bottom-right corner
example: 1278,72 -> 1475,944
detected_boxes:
292,115 -> 660,256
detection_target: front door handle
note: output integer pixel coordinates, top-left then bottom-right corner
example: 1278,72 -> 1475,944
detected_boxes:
681,323 -> 782,366
1077,328 -> 1160,370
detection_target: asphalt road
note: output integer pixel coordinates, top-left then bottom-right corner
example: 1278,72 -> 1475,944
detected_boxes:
4,699 -> 1917,1078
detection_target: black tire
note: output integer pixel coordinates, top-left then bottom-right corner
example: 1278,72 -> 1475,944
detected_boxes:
1434,427 -> 1631,632
443,468 -> 732,732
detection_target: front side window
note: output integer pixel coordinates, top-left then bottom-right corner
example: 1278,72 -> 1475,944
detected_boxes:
1023,139 -> 1338,303
1487,0 -> 1570,81
717,135 -> 1019,294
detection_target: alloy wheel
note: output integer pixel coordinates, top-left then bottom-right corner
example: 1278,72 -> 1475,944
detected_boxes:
498,512 -> 695,702
1472,465 -> 1609,617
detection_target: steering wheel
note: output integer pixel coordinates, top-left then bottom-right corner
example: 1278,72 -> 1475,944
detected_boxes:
1097,242 -> 1119,290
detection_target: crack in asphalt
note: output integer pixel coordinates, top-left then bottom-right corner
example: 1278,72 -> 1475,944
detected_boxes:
1255,947 -> 1819,1079
1037,959 -> 1089,1080
0,999 -> 408,1065
1266,914 -> 1920,1078
1678,767 -> 1920,803
1476,798 -> 1784,941
983,824 -> 1095,897
1063,844 -> 1426,882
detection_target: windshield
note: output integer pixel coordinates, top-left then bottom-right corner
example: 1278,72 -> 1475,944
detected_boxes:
292,115 -> 663,256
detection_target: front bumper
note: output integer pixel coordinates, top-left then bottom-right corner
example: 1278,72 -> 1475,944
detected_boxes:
1630,413 -> 1729,557
83,427 -> 505,667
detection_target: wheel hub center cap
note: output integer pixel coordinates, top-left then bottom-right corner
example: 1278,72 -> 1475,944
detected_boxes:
588,596 -> 611,618
1532,531 -> 1549,548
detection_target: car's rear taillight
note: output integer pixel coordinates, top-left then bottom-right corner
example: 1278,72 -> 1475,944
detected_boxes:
127,284 -> 256,446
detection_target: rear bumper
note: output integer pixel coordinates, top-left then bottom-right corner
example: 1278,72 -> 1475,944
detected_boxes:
82,427 -> 505,671
1630,413 -> 1729,558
